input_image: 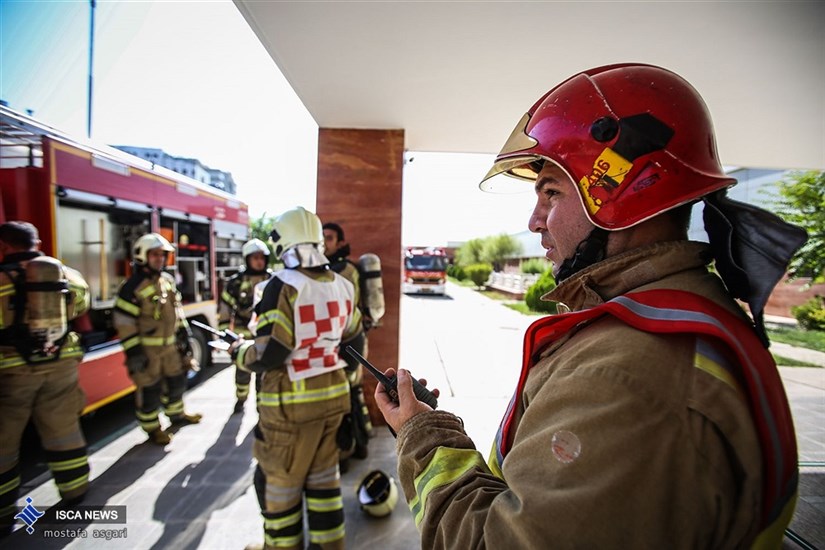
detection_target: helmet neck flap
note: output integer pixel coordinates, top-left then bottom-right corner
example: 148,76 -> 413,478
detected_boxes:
282,243 -> 328,269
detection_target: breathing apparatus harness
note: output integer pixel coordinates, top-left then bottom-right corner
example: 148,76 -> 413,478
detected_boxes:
0,251 -> 71,364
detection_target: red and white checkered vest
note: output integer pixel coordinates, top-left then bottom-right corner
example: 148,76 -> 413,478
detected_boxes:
274,269 -> 355,382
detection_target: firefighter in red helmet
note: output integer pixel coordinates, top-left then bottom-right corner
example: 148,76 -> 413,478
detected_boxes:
376,64 -> 805,549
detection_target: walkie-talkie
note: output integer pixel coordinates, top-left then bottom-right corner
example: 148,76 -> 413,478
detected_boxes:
344,346 -> 438,409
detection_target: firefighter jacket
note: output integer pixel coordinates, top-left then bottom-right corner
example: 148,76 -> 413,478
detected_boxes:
219,267 -> 272,337
327,247 -> 362,316
395,240 -> 778,549
236,267 -> 363,425
114,268 -> 188,369
0,251 -> 89,372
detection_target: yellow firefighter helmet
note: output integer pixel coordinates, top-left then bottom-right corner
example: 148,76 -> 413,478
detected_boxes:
133,233 -> 174,265
269,207 -> 323,258
242,238 -> 270,258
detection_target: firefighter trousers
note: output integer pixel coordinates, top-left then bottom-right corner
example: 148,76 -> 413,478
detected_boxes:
253,414 -> 345,550
131,345 -> 187,433
0,366 -> 89,530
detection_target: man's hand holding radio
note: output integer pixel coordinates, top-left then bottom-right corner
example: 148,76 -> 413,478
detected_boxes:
375,368 -> 440,434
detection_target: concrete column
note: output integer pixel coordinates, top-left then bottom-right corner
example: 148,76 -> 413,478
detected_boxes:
316,128 -> 404,425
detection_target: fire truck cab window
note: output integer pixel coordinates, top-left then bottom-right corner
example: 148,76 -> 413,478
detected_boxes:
405,255 -> 447,271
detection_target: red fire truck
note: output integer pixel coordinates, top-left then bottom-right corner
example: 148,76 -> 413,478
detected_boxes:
403,246 -> 448,295
0,105 -> 249,413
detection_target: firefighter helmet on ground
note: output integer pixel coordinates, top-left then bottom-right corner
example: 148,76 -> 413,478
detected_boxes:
269,207 -> 324,258
357,470 -> 399,517
480,63 -> 736,231
242,238 -> 270,258
133,233 -> 174,265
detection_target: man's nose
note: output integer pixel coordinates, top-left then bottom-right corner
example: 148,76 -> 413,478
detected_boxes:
528,204 -> 546,233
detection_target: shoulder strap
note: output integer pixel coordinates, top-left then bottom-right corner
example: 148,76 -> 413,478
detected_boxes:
119,270 -> 148,301
0,263 -> 27,327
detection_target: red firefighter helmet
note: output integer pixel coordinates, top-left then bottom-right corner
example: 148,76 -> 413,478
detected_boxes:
480,63 -> 736,230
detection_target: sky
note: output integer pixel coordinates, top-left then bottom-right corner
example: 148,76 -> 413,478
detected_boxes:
0,0 -> 537,247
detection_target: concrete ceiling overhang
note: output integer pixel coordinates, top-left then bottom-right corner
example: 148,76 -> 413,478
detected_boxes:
235,1 -> 824,170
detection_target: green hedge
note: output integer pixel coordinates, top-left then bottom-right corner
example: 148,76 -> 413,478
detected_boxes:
524,269 -> 558,314
520,258 -> 551,275
447,264 -> 467,281
791,296 -> 825,331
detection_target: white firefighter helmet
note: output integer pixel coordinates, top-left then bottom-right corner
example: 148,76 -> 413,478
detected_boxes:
242,238 -> 270,258
269,206 -> 323,258
357,470 -> 399,518
133,233 -> 174,265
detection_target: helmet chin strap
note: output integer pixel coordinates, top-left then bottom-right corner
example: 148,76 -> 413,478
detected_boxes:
554,227 -> 610,284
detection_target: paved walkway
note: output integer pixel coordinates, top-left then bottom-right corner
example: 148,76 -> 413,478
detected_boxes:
2,365 -> 419,550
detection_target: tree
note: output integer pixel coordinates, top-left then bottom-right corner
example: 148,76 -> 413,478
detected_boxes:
456,234 -> 522,271
248,213 -> 281,262
772,170 -> 825,282
480,233 -> 522,271
456,238 -> 485,266
249,212 -> 275,242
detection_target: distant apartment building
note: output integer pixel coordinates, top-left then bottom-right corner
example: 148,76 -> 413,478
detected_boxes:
113,145 -> 237,194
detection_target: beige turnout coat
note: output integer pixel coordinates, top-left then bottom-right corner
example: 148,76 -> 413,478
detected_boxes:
396,241 -> 765,549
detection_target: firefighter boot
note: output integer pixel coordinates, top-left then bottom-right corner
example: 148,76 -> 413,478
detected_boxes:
149,428 -> 172,446
171,412 -> 203,426
233,399 -> 245,414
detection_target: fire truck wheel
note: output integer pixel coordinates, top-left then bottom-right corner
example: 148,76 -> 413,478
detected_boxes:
188,327 -> 212,380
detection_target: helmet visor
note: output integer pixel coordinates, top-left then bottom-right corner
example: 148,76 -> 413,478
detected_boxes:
480,155 -> 545,193
480,113 -> 544,193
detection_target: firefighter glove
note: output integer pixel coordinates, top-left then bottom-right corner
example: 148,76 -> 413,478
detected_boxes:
228,337 -> 245,361
176,327 -> 194,358
183,355 -> 201,374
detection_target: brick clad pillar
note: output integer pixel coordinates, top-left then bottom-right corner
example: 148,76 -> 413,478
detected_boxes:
316,128 -> 404,425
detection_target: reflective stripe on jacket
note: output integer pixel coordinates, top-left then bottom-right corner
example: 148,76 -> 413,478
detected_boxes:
219,269 -> 272,332
113,270 -> 185,352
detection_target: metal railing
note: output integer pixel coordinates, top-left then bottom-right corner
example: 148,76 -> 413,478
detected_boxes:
487,272 -> 540,295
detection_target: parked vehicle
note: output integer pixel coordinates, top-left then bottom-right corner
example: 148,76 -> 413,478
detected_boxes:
403,246 -> 447,295
0,105 -> 249,413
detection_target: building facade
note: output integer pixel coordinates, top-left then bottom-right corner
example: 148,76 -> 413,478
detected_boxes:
114,145 -> 237,194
